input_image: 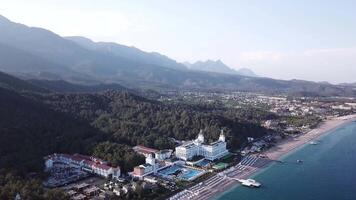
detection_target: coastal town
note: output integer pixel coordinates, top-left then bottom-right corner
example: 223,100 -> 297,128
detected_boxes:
41,92 -> 356,200
2,3 -> 356,200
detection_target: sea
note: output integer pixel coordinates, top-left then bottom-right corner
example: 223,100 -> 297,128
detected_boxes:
214,121 -> 356,200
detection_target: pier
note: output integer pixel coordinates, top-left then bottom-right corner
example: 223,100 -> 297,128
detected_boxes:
168,155 -> 271,200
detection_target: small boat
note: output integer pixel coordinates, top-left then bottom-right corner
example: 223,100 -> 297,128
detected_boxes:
238,179 -> 261,188
296,159 -> 303,163
309,141 -> 318,145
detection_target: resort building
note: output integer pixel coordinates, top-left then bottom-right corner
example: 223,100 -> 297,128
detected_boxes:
132,154 -> 156,177
131,153 -> 172,179
44,153 -> 121,180
155,149 -> 173,161
133,145 -> 159,157
175,130 -> 229,161
131,146 -> 174,179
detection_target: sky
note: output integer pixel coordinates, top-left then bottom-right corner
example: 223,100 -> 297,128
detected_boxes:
0,0 -> 355,83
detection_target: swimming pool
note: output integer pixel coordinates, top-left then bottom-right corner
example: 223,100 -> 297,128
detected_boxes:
195,159 -> 211,167
158,165 -> 205,181
179,167 -> 204,180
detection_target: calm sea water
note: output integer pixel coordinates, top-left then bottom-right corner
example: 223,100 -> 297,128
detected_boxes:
215,121 -> 356,200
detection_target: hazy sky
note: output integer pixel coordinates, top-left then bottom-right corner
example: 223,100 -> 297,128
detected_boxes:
0,0 -> 355,83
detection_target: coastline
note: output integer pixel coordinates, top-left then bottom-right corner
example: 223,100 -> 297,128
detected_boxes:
264,114 -> 356,161
175,114 -> 356,200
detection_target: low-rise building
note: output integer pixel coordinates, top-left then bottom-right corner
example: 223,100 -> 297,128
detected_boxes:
131,153 -> 171,179
155,149 -> 173,160
133,145 -> 159,157
44,153 -> 120,180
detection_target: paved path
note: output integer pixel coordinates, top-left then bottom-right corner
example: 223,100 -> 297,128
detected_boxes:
168,155 -> 271,200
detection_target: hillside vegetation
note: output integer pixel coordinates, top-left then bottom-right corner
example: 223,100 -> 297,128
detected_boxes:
32,90 -> 272,150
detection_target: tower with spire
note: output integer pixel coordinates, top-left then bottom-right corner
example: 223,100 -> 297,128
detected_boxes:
195,129 -> 205,144
219,129 -> 226,142
145,153 -> 157,174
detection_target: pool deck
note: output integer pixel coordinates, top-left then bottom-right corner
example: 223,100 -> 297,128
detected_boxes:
168,155 -> 271,200
158,164 -> 206,181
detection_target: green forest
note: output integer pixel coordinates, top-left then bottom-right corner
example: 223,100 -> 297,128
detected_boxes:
0,79 -> 273,199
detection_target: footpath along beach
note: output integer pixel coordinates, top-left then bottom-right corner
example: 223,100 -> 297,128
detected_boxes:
168,114 -> 356,200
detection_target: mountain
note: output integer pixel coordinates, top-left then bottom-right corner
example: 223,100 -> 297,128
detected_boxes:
340,82 -> 356,87
0,15 -> 145,78
0,15 -> 191,86
66,36 -> 187,70
236,68 -> 257,77
29,79 -> 127,93
185,60 -> 257,77
185,59 -> 238,74
0,42 -> 97,84
0,15 -> 355,97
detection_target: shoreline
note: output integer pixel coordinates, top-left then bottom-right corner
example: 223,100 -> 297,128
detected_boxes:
264,114 -> 356,161
177,114 -> 356,200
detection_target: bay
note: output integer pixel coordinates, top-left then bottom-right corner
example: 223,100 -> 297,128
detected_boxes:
215,122 -> 356,200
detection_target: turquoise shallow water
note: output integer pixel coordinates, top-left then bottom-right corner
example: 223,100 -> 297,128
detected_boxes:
215,121 -> 356,200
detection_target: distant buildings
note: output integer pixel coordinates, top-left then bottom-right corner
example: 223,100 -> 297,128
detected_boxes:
44,153 -> 121,180
175,130 -> 229,161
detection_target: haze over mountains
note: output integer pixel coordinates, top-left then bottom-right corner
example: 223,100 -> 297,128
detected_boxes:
66,36 -> 188,71
340,82 -> 356,87
0,15 -> 355,96
184,60 -> 257,76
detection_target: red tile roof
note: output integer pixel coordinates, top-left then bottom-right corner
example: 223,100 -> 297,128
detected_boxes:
93,163 -> 111,170
133,145 -> 158,155
45,153 -> 120,172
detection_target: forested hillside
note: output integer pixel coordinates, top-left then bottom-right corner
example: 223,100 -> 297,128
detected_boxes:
0,86 -> 147,199
0,87 -> 104,199
0,71 -> 274,199
0,71 -> 48,93
0,87 -> 104,173
32,90 -> 273,151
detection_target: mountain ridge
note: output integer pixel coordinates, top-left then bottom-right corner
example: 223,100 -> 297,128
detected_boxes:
0,70 -> 48,93
0,15 -> 355,96
184,59 -> 257,77
66,36 -> 187,71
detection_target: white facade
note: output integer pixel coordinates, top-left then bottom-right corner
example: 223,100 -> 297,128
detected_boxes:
175,130 -> 229,161
44,154 -> 121,180
175,142 -> 200,161
155,149 -> 173,160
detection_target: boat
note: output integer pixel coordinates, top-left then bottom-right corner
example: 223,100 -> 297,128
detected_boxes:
309,141 -> 318,145
296,159 -> 303,163
238,179 -> 261,188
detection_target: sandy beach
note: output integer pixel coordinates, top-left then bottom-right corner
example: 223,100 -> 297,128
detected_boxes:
169,114 -> 356,200
265,114 -> 356,160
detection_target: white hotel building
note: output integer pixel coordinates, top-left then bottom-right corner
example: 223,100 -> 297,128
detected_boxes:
175,130 -> 229,161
